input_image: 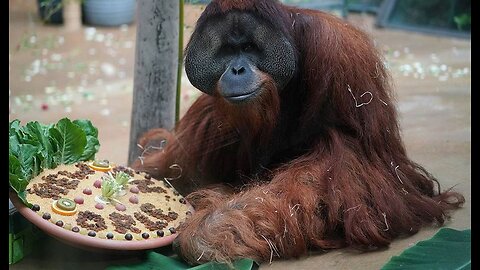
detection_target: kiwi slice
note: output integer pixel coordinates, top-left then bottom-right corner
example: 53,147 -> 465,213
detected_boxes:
93,160 -> 110,168
56,198 -> 76,211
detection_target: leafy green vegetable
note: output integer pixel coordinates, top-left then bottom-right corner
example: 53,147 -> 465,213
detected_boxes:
73,119 -> 100,161
49,118 -> 87,164
10,144 -> 39,182
9,118 -> 101,206
106,251 -> 255,270
24,121 -> 56,169
381,228 -> 471,270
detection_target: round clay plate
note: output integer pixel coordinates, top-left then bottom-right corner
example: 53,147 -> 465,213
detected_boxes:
9,163 -> 193,251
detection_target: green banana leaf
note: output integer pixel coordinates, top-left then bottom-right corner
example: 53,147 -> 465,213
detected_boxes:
106,251 -> 255,270
382,228 -> 471,270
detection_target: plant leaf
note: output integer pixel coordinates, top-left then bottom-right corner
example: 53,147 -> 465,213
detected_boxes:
25,121 -> 56,168
13,144 -> 39,181
73,119 -> 100,161
17,190 -> 32,208
9,118 -> 101,207
80,136 -> 100,161
9,154 -> 22,176
25,121 -> 51,149
9,173 -> 28,194
9,120 -> 21,153
49,118 -> 87,164
9,119 -> 21,132
73,119 -> 98,137
381,228 -> 471,270
106,251 -> 255,270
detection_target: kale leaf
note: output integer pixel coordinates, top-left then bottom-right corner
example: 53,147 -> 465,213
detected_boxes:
9,118 -> 101,206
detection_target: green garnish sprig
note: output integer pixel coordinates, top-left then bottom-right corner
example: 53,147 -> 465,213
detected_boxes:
115,171 -> 132,188
101,176 -> 120,199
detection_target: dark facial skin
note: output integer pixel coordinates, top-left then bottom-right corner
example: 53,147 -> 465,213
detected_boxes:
185,11 -> 296,103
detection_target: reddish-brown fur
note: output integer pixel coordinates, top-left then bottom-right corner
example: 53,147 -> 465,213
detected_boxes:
131,0 -> 464,265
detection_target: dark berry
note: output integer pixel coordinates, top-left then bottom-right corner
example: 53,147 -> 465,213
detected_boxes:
141,232 -> 150,239
32,204 -> 40,212
72,227 -> 80,233
125,233 -> 133,240
169,227 -> 176,234
156,230 -> 164,237
55,220 -> 64,227
42,213 -> 51,220
88,231 -> 96,237
106,232 -> 114,239
179,198 -> 186,204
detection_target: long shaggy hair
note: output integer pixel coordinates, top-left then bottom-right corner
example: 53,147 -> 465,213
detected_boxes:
131,0 -> 464,265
